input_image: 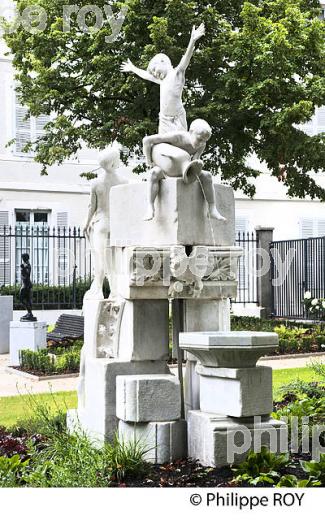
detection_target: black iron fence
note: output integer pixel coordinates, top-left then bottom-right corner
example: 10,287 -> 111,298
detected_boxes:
234,231 -> 258,305
271,236 -> 325,318
0,225 -> 258,310
0,226 -> 92,310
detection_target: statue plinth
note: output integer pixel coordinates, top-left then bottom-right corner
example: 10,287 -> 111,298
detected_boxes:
110,179 -> 235,247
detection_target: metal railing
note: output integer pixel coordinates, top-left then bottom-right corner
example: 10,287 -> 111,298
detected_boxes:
271,236 -> 325,318
234,231 -> 258,305
0,225 -> 92,310
0,226 -> 259,310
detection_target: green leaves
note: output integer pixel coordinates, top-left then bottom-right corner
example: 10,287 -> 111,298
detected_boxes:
232,446 -> 290,485
4,0 -> 325,199
300,454 -> 325,484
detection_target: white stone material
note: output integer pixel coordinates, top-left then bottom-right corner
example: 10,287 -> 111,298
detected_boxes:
118,419 -> 187,464
110,180 -> 235,247
188,411 -> 288,467
116,374 -> 181,422
9,321 -> 47,366
197,365 -> 273,417
180,331 -> 278,368
183,299 -> 231,418
110,245 -> 241,300
83,147 -> 133,300
69,357 -> 170,443
117,300 -> 169,361
0,296 -> 13,354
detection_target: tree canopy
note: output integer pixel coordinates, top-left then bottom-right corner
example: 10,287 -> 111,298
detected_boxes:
3,0 -> 325,199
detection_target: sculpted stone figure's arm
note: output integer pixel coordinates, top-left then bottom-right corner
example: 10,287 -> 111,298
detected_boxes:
177,23 -> 205,72
83,186 -> 97,239
192,143 -> 206,160
143,132 -> 183,166
120,58 -> 160,84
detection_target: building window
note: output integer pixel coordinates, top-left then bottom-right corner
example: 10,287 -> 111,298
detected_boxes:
300,218 -> 325,238
15,98 -> 50,155
15,210 -> 50,284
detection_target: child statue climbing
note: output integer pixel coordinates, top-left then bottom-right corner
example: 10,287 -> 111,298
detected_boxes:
121,24 -> 205,134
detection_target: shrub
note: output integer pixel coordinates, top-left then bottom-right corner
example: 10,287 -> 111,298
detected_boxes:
231,447 -> 289,486
0,454 -> 29,487
276,474 -> 320,487
19,342 -> 82,375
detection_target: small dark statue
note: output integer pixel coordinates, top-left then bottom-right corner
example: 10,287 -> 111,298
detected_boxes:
20,253 -> 37,322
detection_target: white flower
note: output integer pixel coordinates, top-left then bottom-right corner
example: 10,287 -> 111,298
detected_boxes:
322,301 -> 325,309
316,305 -> 320,310
311,298 -> 318,306
304,291 -> 312,299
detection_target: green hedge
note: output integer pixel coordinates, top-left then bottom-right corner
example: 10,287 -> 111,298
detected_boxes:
19,342 -> 82,375
231,316 -> 325,356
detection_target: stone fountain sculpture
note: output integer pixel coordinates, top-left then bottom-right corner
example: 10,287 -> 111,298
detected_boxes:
68,24 -> 287,466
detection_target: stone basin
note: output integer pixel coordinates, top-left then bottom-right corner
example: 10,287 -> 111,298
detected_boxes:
179,331 -> 278,368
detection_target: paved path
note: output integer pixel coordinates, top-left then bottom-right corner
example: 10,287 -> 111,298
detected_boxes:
1,353 -> 325,397
0,354 -> 78,397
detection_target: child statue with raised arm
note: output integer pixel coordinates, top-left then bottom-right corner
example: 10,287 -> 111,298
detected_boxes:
121,24 -> 205,134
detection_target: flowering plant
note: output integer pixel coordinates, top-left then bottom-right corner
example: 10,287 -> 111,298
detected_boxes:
304,292 -> 325,319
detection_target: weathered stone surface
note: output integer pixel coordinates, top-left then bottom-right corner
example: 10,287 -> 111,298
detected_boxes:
183,299 -> 231,418
110,179 -> 235,247
9,321 -> 47,366
110,245 -> 241,300
116,374 -> 181,422
188,411 -> 288,467
68,358 -> 170,443
118,419 -> 187,464
197,365 -> 273,417
117,300 -> 169,361
0,296 -> 13,354
180,331 -> 278,368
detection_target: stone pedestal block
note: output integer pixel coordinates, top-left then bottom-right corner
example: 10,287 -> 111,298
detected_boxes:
110,179 -> 235,247
180,331 -> 278,368
188,411 -> 288,467
118,419 -> 187,464
116,374 -> 181,422
118,300 -> 169,361
0,296 -> 13,354
183,299 -> 231,418
68,357 -> 170,443
9,321 -> 47,366
197,365 -> 273,417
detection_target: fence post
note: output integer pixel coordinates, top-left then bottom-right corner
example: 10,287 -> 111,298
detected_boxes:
255,226 -> 274,318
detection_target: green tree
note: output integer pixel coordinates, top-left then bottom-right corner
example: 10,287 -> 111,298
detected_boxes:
3,0 -> 325,198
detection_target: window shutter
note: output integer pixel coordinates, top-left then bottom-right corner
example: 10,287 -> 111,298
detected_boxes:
300,219 -> 314,239
317,220 -> 325,237
0,211 -> 10,285
35,114 -> 50,139
15,102 -> 32,154
235,217 -> 249,236
57,212 -> 68,230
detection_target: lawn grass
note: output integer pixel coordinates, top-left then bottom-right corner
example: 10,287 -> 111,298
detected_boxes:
0,391 -> 77,428
0,366 -> 321,428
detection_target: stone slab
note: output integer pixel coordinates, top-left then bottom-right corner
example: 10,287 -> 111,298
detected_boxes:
0,296 -> 13,354
117,300 -> 169,361
197,365 -> 273,417
68,358 -> 170,443
9,321 -> 47,366
116,374 -> 181,422
110,179 -> 235,247
118,419 -> 187,464
188,411 -> 288,467
180,331 -> 279,347
180,331 -> 278,368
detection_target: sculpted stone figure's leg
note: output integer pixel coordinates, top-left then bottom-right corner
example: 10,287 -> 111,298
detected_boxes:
198,170 -> 226,221
87,221 -> 109,299
144,166 -> 165,221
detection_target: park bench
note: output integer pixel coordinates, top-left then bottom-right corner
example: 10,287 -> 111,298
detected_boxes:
47,314 -> 84,347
